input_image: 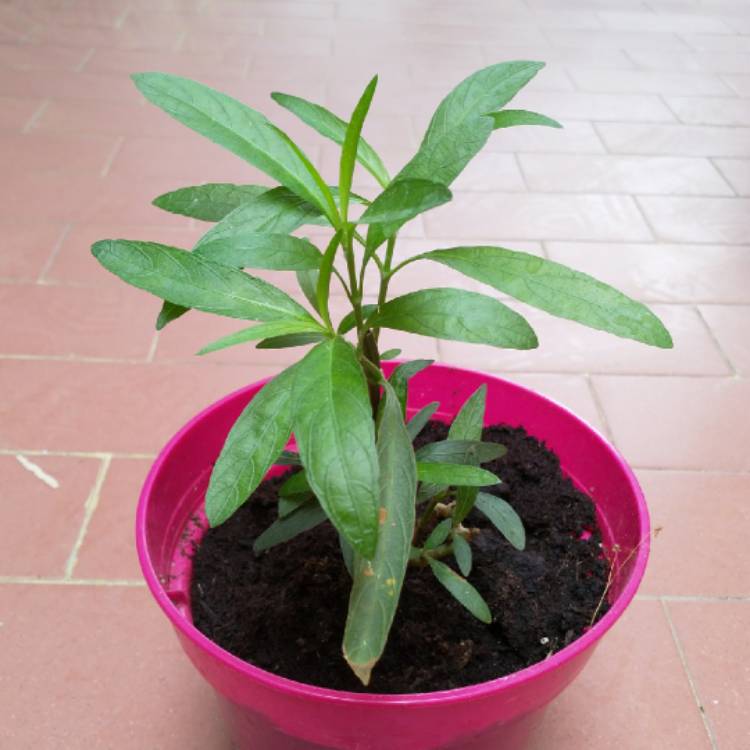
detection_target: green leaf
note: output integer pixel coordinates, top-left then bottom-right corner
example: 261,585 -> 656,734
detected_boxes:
257,332 -> 325,349
343,380 -> 417,685
452,533 -> 473,577
132,73 -> 331,216
155,187 -> 324,329
271,91 -> 390,188
475,492 -> 526,551
449,385 -> 488,524
379,348 -> 401,360
337,304 -> 378,335
490,109 -> 562,130
204,365 -> 297,526
362,62 -> 544,243
415,439 -> 505,465
91,240 -> 312,323
193,232 -> 322,271
339,533 -> 355,577
340,76 -> 378,222
316,232 -> 342,331
198,319 -> 326,355
424,518 -> 452,550
416,462 -> 500,487
296,268 -> 320,311
389,359 -> 434,417
292,338 -> 380,558
278,493 -> 313,519
279,470 -> 311,498
422,246 -> 673,348
358,179 -> 451,226
254,501 -> 328,553
152,183 -> 269,221
371,288 -> 538,349
427,558 -> 491,624
406,401 -> 440,441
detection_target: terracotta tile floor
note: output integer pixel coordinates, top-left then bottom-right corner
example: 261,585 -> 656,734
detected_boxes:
0,1 -> 748,748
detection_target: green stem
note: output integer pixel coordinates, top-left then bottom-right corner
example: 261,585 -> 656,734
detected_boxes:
373,235 -> 397,342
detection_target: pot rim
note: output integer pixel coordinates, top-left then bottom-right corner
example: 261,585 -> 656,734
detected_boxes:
136,362 -> 649,706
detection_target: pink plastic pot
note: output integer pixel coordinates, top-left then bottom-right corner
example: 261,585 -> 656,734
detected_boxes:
137,363 -> 649,750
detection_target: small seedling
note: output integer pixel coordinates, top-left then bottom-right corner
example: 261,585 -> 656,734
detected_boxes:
92,62 -> 672,685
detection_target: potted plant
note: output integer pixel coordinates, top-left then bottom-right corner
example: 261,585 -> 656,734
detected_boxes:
92,62 -> 672,750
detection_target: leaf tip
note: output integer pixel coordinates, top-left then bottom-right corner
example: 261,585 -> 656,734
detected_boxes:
344,653 -> 375,687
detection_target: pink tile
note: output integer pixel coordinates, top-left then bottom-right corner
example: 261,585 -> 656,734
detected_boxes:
84,47 -> 245,79
438,304 -> 728,376
484,121 -> 606,155
519,154 -> 730,195
713,158 -> 750,196
423,193 -> 652,242
0,95 -> 42,131
699,304 -> 750,374
452,153 -> 527,192
683,34 -> 750,53
638,196 -> 750,244
528,600 -> 711,750
0,284 -> 156,359
724,74 -> 750,97
598,10 -> 733,33
592,376 -> 750,470
0,69 -> 145,104
0,585 -> 229,748
0,223 -> 66,281
0,455 -> 100,576
0,359 -> 279,453
545,242 -> 750,304
0,41 -> 90,71
569,67 -> 732,95
668,601 -> 750,750
639,470 -> 750,596
546,29 -> 693,52
3,132 -> 119,174
666,96 -> 750,126
47,223 -> 203,285
75,459 -> 150,580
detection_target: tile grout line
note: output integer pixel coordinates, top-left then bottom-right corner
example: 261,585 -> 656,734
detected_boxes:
36,224 -> 71,284
74,47 -> 96,73
146,331 -> 160,362
661,598 -> 721,750
694,305 -> 738,377
0,576 -> 145,587
0,448 -> 156,459
63,455 -> 112,579
585,374 -> 616,444
707,157 -> 739,197
21,98 -> 50,134
100,135 -> 125,178
114,5 -> 133,30
639,594 -> 750,603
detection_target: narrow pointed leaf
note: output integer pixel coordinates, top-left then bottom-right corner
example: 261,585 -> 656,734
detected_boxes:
452,533 -> 473,577
416,439 -> 505,465
359,179 -> 451,226
152,183 -> 269,221
406,401 -> 440,441
257,332 -> 325,349
339,533 -> 355,577
424,518 -> 452,550
475,492 -> 526,550
490,109 -> 562,130
132,73 -> 331,215
428,558 -> 492,624
198,319 -> 325,355
371,288 -> 538,349
343,381 -> 417,685
416,462 -> 500,487
379,348 -> 401,360
340,76 -> 378,222
279,470 -> 311,498
271,91 -> 390,187
193,233 -> 322,271
254,501 -> 328,553
276,450 -> 300,466
337,304 -> 377,335
293,338 -> 380,558
296,268 -> 320,311
422,246 -> 673,348
278,493 -> 313,519
204,365 -> 297,526
155,187 -> 325,329
449,385 -> 488,524
91,240 -> 312,323
316,232 -> 342,331
389,359 -> 433,417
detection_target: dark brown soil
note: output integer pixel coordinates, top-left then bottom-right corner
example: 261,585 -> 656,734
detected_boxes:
190,422 -> 609,694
